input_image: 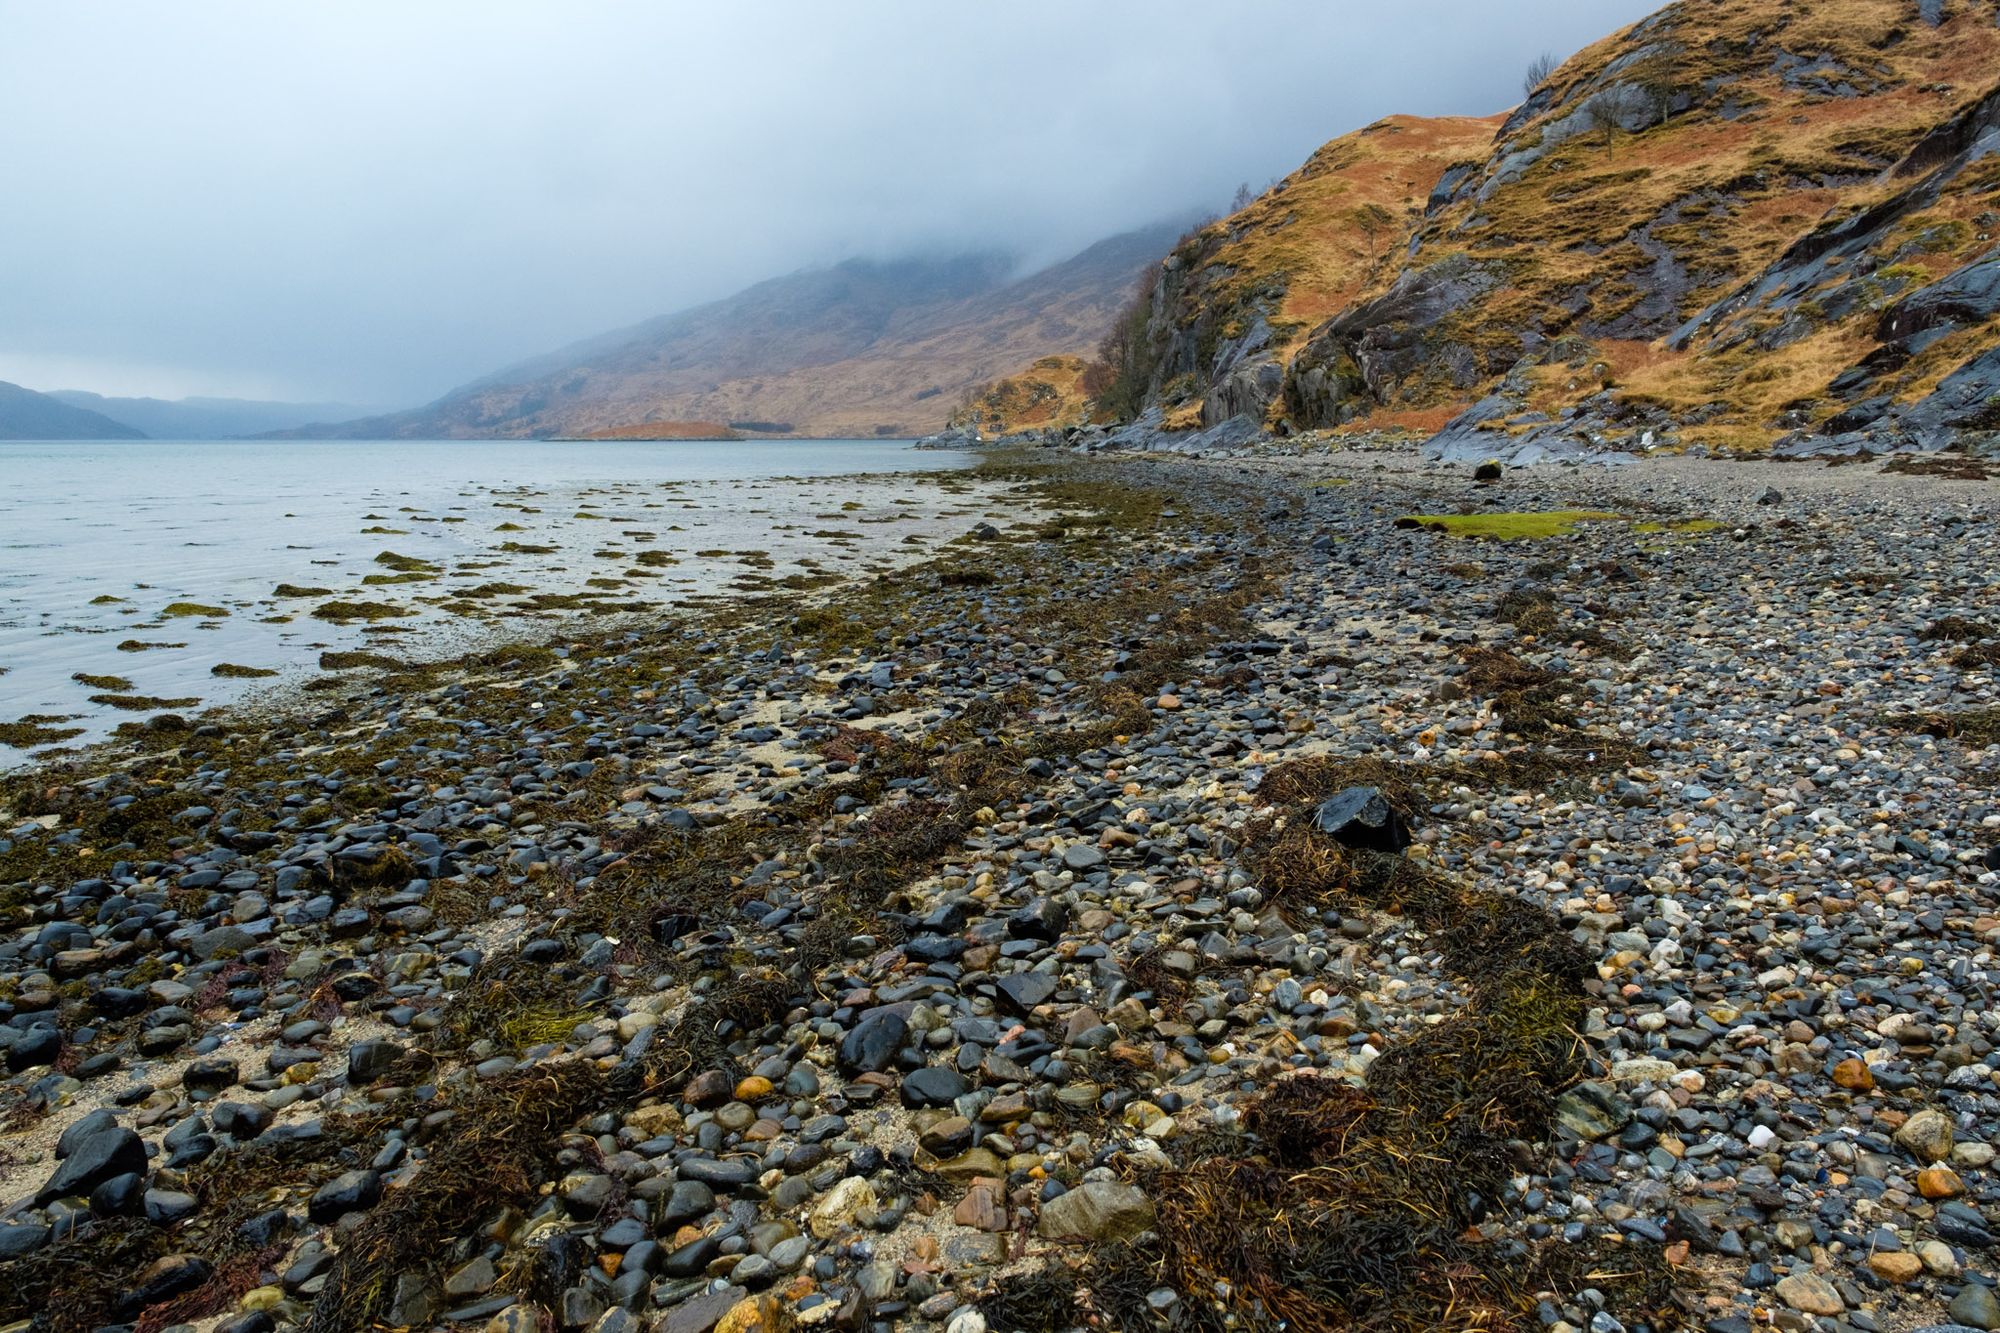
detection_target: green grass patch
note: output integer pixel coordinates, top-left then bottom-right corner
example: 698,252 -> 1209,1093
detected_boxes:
161,601 -> 229,618
1399,510 -> 1622,540
1632,518 -> 1723,535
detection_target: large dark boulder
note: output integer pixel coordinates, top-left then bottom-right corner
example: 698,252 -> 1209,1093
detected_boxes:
119,1253 -> 214,1317
1901,346 -> 2000,437
1312,787 -> 1412,854
6,1024 -> 62,1072
307,1168 -> 382,1222
836,1009 -> 907,1074
899,1066 -> 971,1109
37,1126 -> 147,1204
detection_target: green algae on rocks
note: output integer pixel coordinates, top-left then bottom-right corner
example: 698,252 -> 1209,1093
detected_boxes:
0,719 -> 85,749
310,599 -> 411,622
85,692 -> 200,711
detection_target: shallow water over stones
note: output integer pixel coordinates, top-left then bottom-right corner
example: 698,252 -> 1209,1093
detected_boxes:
0,438 -> 997,760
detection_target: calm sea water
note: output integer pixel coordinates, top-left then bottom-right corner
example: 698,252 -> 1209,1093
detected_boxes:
0,439 -> 989,762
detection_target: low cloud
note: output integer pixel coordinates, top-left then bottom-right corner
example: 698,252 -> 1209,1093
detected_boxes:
0,0 -> 1660,404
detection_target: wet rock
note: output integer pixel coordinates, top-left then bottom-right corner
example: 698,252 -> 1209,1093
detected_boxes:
901,1066 -> 970,1108
993,973 -> 1057,1014
1036,1181 -> 1155,1241
182,1056 -> 239,1096
346,1039 -> 403,1084
1773,1272 -> 1843,1316
307,1168 -> 383,1222
143,1188 -> 199,1223
810,1177 -> 876,1239
1897,1108 -> 1956,1163
1312,787 -> 1410,853
212,1100 -> 275,1139
37,1125 -> 146,1204
6,1025 -> 62,1072
658,1179 -> 716,1228
1950,1283 -> 2000,1331
122,1253 -> 214,1314
0,1224 -> 51,1258
837,1010 -> 907,1074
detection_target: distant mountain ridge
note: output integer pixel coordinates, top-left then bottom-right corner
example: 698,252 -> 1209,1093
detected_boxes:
0,381 -> 145,440
47,391 -> 386,440
276,223 -> 1183,440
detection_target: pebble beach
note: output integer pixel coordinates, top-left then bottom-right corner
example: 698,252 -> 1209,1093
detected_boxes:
2,446 -> 1998,1333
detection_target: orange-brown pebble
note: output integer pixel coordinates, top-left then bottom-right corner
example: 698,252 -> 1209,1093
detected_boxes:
1867,1251 -> 1924,1283
1918,1165 -> 1966,1199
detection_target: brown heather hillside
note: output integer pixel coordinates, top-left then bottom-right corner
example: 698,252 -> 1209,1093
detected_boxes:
1290,0 -> 2000,455
953,355 -> 1098,437
561,421 -> 740,441
983,0 -> 2000,458
965,115 -> 1500,437
1136,114 -> 1505,431
281,224 -> 1181,441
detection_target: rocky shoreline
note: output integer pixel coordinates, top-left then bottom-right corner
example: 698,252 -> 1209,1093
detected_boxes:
3,448 -> 1998,1333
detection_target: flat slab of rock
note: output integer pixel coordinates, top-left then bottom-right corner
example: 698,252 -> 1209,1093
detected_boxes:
1036,1180 -> 1154,1241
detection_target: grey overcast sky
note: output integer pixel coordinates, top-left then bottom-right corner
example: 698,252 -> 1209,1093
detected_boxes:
0,1 -> 1661,406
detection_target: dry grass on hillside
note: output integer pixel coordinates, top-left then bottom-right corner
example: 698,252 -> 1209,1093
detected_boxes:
1394,0 -> 2000,441
1183,115 -> 1502,362
955,355 -> 1097,436
567,421 -> 738,440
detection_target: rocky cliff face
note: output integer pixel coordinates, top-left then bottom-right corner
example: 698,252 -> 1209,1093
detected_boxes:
1285,0 -> 2000,457
1077,0 -> 2000,459
1109,116 -> 1499,433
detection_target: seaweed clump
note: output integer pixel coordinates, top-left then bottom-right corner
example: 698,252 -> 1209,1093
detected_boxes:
986,778 -> 1680,1333
1885,706 -> 2000,747
1449,645 -> 1575,736
1918,616 -> 1993,642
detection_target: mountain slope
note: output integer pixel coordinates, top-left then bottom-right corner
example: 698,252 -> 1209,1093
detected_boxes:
0,381 -> 146,440
47,391 -> 385,439
958,116 -> 1500,438
286,224 -> 1180,440
1133,115 -> 1504,431
1279,0 -> 2000,454
991,0 -> 2000,458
